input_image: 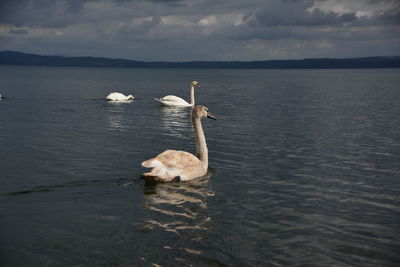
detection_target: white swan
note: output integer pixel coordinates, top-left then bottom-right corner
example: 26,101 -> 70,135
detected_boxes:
106,92 -> 134,101
142,105 -> 216,182
155,81 -> 199,107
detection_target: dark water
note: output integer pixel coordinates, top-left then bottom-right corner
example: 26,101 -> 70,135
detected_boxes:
1,66 -> 399,266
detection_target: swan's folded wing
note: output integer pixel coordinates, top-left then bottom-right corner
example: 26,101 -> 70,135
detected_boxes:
155,99 -> 179,106
146,150 -> 200,169
160,95 -> 186,102
107,92 -> 127,101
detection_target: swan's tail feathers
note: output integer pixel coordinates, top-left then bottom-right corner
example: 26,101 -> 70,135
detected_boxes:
141,158 -> 162,168
141,159 -> 153,168
154,98 -> 162,103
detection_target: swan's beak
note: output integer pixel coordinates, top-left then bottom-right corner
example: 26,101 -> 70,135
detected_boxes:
207,112 -> 216,120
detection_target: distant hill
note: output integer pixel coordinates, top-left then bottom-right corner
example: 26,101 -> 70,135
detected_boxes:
1,51 -> 399,69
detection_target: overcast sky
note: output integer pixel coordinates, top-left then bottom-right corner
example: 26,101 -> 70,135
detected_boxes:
0,0 -> 399,61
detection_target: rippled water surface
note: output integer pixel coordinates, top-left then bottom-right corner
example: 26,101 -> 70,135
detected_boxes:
1,66 -> 399,266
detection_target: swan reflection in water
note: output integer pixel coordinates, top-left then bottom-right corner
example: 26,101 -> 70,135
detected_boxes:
106,102 -> 131,131
142,172 -> 214,263
143,171 -> 213,234
159,106 -> 192,140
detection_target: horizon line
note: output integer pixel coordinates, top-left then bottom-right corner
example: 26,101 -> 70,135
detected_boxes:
2,50 -> 400,63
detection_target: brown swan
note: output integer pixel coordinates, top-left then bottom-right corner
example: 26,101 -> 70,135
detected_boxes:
142,105 -> 215,181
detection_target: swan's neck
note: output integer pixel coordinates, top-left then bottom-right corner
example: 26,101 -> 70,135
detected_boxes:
192,116 -> 208,169
190,85 -> 195,106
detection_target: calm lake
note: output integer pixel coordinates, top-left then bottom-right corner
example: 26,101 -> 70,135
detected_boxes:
0,66 -> 399,266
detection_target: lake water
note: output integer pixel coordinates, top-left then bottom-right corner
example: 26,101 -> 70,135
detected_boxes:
0,66 -> 399,266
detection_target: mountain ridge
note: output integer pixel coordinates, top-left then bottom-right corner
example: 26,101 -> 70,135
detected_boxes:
1,51 -> 399,69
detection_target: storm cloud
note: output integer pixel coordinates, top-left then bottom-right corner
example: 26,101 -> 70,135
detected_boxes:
0,0 -> 399,61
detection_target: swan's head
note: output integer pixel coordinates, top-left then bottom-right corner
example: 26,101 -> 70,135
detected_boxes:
127,95 -> 134,100
191,81 -> 200,88
193,105 -> 216,120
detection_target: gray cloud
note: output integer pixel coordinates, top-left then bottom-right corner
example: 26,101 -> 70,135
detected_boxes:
0,0 -> 87,27
374,8 -> 400,24
247,8 -> 358,27
116,16 -> 162,38
0,0 -> 399,60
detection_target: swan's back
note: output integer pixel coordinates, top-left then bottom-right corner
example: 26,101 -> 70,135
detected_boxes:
156,95 -> 191,106
106,92 -> 133,101
161,95 -> 185,102
142,150 -> 200,169
142,150 -> 203,181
